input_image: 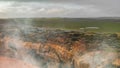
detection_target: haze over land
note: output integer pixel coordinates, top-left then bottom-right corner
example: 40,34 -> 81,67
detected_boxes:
0,0 -> 120,68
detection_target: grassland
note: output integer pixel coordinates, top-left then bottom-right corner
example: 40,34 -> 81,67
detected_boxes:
32,18 -> 120,32
0,18 -> 120,32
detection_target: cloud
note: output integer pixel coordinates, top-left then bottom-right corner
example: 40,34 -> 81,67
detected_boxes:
46,8 -> 65,14
0,0 -> 120,17
0,1 -> 112,18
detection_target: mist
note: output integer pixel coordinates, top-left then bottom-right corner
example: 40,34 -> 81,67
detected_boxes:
0,18 -> 120,68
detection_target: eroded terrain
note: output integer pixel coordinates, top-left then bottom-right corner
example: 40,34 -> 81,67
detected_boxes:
0,25 -> 120,68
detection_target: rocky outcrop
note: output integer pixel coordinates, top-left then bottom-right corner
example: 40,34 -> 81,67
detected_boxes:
0,56 -> 38,68
112,58 -> 120,67
0,27 -> 120,68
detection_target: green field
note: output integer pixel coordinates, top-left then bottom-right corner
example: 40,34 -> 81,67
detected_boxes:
0,18 -> 120,32
32,18 -> 120,32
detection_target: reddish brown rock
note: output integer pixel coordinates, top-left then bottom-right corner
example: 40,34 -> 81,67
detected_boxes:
0,56 -> 38,68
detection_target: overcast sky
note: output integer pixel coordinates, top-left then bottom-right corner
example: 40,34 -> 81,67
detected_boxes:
0,0 -> 120,18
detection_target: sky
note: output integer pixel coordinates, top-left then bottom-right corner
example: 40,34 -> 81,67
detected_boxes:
0,0 -> 120,18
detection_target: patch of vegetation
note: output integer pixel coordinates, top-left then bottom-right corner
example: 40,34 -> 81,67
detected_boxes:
32,18 -> 120,32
